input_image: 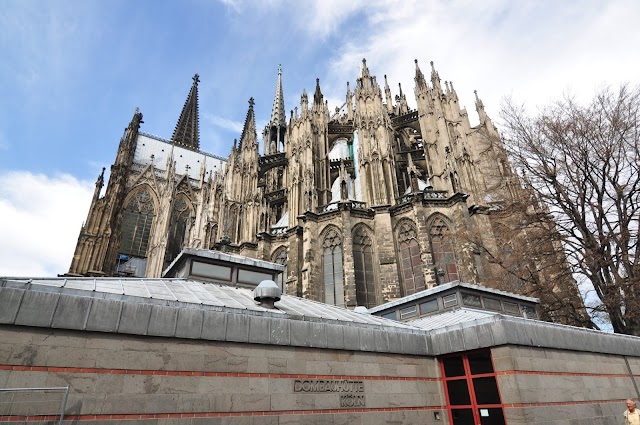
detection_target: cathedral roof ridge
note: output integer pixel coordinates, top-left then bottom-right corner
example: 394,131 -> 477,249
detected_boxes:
138,132 -> 227,162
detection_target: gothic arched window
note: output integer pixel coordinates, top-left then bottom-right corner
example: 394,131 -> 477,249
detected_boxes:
322,228 -> 344,307
164,197 -> 193,267
429,217 -> 459,284
353,226 -> 377,308
397,221 -> 426,296
272,247 -> 288,292
119,188 -> 155,257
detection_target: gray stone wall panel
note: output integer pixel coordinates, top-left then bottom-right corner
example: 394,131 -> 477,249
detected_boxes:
147,305 -> 179,337
174,308 -> 204,339
0,288 -> 23,324
201,310 -> 227,341
118,303 -> 153,335
14,291 -> 59,327
225,314 -> 250,343
85,298 -> 122,332
50,294 -> 92,330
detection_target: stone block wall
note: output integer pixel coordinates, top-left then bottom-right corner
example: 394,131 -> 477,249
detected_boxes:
0,325 -> 447,425
492,345 -> 640,425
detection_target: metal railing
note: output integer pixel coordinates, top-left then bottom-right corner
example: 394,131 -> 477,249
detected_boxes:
0,386 -> 69,425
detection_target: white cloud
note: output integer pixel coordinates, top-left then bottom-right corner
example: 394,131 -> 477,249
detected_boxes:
0,171 -> 94,277
204,113 -> 244,133
316,1 -> 640,122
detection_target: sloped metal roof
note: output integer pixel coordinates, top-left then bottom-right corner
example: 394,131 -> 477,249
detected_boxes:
368,280 -> 538,314
406,308 -> 499,331
2,277 -> 417,330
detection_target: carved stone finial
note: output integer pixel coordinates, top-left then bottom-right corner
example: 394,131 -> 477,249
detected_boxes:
248,97 -> 255,108
193,74 -> 200,84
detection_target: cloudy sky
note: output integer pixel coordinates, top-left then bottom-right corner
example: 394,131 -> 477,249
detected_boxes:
1,0 -> 639,276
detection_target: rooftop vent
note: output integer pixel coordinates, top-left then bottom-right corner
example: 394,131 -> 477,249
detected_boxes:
253,280 -> 282,309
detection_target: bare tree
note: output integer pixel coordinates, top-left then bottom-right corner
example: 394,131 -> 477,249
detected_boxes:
499,85 -> 640,335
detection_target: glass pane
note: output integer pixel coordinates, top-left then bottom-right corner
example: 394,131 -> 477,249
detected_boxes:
443,356 -> 465,377
399,305 -> 418,319
443,293 -> 458,308
472,377 -> 501,405
446,379 -> 471,405
382,311 -> 397,320
521,305 -> 538,319
503,302 -> 519,315
419,299 -> 438,314
483,297 -> 502,311
468,351 -> 494,375
451,408 -> 475,425
479,408 -> 505,425
462,293 -> 481,307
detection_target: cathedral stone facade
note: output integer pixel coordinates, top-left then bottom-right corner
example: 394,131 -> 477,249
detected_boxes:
67,59 -> 534,310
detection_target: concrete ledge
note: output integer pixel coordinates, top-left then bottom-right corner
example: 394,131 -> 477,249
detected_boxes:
15,290 -> 60,327
51,294 -> 93,330
6,282 -> 638,358
430,315 -> 640,356
86,298 -> 122,332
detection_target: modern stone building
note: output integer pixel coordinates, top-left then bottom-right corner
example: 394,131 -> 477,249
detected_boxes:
66,59 -> 582,324
2,250 -> 639,425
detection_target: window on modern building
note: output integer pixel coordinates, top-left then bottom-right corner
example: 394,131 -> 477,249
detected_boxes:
322,228 -> 344,307
441,350 -> 506,425
443,293 -> 458,309
483,297 -> 502,311
399,305 -> 418,319
164,196 -> 193,267
381,311 -> 397,321
420,299 -> 439,315
521,305 -> 538,319
353,227 -> 377,308
397,222 -> 426,296
429,218 -> 459,284
272,247 -> 288,292
119,188 -> 155,258
462,293 -> 482,308
502,302 -> 520,315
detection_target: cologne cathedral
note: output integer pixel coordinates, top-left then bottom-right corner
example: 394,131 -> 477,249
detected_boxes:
67,59 -> 576,317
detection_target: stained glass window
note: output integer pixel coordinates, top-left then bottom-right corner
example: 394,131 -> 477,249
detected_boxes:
322,228 -> 344,307
398,222 -> 425,296
119,189 -> 155,257
353,227 -> 377,308
164,197 -> 192,266
429,218 -> 459,284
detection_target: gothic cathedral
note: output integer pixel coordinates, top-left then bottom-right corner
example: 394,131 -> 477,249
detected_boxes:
67,59 -> 530,310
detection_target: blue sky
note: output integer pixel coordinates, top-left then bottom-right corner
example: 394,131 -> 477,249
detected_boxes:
1,0 -> 639,277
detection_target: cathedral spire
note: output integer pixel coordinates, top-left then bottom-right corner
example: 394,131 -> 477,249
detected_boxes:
313,78 -> 324,105
474,90 -> 489,125
238,98 -> 256,150
384,75 -> 393,112
430,61 -> 442,93
414,59 -> 428,90
269,65 -> 286,128
92,167 -> 105,203
171,74 -> 200,151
